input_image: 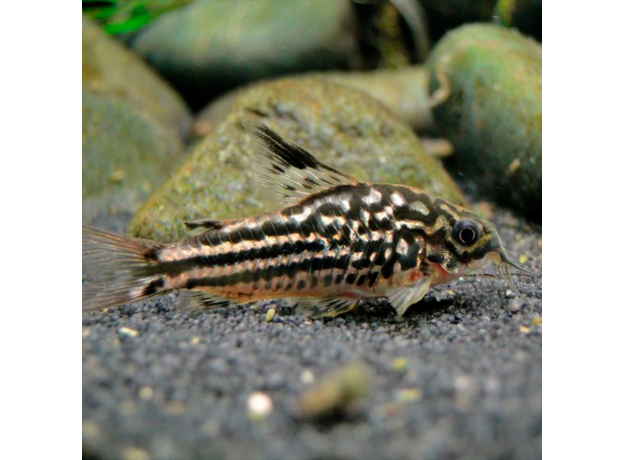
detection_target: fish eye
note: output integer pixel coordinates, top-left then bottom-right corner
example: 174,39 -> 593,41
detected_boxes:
453,220 -> 480,246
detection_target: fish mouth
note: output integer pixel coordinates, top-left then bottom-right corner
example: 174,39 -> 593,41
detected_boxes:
495,250 -> 535,295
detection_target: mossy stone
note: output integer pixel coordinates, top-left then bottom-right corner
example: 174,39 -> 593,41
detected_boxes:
129,77 -> 464,242
131,0 -> 357,109
193,67 -> 434,138
427,24 -> 541,221
82,90 -> 184,228
82,16 -> 191,139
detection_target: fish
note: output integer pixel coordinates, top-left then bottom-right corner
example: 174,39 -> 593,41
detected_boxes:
82,123 -> 532,318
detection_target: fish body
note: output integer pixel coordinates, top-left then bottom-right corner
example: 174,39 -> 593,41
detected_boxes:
83,124 -> 527,317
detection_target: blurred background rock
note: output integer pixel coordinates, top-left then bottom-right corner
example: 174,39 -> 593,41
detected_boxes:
82,0 -> 541,228
427,24 -> 541,221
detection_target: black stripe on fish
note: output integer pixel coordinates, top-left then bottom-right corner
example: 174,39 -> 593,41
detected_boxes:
184,255 -> 345,288
152,239 -> 327,276
396,229 -> 420,271
142,277 -> 165,296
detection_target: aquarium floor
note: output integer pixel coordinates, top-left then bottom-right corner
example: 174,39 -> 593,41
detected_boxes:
83,208 -> 541,460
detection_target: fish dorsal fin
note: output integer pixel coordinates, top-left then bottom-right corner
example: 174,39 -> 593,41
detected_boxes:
295,296 -> 360,318
386,275 -> 432,317
245,123 -> 360,207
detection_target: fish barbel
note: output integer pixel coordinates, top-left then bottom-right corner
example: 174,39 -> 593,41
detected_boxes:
83,124 -> 531,317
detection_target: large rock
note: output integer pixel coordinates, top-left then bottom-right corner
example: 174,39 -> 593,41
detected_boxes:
193,67 -> 435,138
131,0 -> 357,109
82,90 -> 184,229
129,78 -> 464,242
427,24 -> 542,221
82,16 -> 191,138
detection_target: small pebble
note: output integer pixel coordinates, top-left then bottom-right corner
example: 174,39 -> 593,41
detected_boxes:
139,386 -> 154,400
531,317 -> 542,327
166,402 -> 186,416
392,357 -> 408,373
191,336 -> 201,344
298,362 -> 370,418
122,446 -> 151,460
118,327 -> 139,338
265,308 -> 276,323
508,298 -> 523,313
396,388 -> 422,402
507,158 -> 521,174
109,169 -> 126,183
247,392 -> 273,421
83,421 -> 100,440
518,254 -> 529,264
300,369 -> 315,384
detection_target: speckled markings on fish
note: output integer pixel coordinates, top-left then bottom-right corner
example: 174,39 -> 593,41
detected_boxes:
83,123 -> 532,317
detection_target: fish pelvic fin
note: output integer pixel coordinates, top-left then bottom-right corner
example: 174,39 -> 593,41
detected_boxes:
386,275 -> 432,317
295,297 -> 360,318
82,225 -> 165,311
177,291 -> 239,311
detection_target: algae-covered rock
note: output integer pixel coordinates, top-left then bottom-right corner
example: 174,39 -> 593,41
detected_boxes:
320,68 -> 435,132
129,78 -> 464,242
82,90 -> 184,227
131,0 -> 357,109
82,16 -> 191,138
427,24 -> 541,221
193,67 -> 435,138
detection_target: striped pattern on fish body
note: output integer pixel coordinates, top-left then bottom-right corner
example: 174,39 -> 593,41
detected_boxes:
147,183 -> 438,299
82,123 -> 530,317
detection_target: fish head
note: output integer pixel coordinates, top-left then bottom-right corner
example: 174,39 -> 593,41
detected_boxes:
419,198 -> 530,292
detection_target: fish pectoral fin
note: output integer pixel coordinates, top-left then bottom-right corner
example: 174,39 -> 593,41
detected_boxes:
178,290 -> 238,311
386,276 -> 432,317
184,218 -> 224,231
243,122 -> 361,207
295,296 -> 360,318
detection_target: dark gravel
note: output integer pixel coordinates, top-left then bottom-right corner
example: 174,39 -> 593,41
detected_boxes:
83,208 -> 542,460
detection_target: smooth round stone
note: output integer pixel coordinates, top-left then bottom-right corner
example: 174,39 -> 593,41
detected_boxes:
427,24 -> 542,221
129,77 -> 465,242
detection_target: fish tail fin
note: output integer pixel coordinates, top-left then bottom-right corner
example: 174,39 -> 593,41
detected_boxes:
82,225 -> 165,311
